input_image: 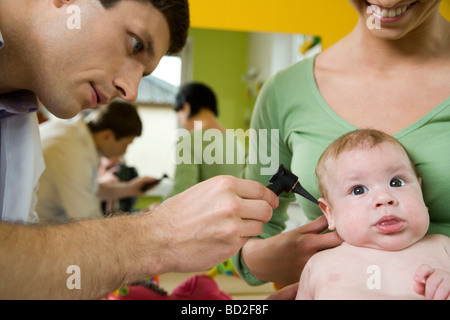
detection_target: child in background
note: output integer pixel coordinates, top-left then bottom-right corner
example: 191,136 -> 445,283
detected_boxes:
296,129 -> 450,300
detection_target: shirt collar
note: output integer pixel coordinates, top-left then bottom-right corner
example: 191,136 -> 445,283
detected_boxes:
0,91 -> 39,119
0,30 -> 39,118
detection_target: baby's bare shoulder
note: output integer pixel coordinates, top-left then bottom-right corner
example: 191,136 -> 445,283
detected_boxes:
414,234 -> 450,261
308,242 -> 358,265
421,234 -> 450,247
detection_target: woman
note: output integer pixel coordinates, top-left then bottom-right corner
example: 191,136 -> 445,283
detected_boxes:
233,0 -> 450,289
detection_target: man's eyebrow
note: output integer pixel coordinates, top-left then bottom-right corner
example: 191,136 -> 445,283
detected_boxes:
145,37 -> 155,58
142,33 -> 155,77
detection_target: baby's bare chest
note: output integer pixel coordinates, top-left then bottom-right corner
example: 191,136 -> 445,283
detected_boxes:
311,244 -> 447,299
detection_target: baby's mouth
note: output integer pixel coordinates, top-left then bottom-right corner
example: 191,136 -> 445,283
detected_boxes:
375,215 -> 405,233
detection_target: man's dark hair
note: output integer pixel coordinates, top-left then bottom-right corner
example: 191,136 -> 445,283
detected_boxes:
86,100 -> 143,140
174,82 -> 218,118
98,0 -> 190,55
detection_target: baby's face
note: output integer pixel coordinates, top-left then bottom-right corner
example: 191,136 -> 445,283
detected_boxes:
320,142 -> 429,251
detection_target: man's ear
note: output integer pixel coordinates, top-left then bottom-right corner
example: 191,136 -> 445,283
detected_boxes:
94,129 -> 115,144
52,0 -> 76,9
102,129 -> 115,141
183,102 -> 191,118
318,198 -> 336,230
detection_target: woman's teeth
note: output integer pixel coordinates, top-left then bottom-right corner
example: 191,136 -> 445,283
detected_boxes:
371,3 -> 411,18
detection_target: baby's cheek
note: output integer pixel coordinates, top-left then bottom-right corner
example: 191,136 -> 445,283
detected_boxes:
335,220 -> 367,245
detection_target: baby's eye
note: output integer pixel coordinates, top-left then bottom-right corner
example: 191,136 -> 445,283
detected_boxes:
352,186 -> 368,195
390,178 -> 405,187
131,36 -> 144,53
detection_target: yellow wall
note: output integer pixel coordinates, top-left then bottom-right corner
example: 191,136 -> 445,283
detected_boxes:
190,0 -> 450,48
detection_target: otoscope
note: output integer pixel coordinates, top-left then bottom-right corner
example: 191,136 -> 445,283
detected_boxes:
266,164 -> 319,205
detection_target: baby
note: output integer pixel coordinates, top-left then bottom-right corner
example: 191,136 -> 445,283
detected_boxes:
296,129 -> 450,300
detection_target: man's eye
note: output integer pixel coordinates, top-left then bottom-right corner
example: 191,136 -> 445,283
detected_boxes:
352,186 -> 368,195
390,178 -> 405,187
131,36 -> 144,53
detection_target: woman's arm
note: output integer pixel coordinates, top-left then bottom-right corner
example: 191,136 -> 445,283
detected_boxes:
240,216 -> 342,286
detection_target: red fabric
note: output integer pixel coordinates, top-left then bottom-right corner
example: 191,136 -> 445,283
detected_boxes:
108,274 -> 232,300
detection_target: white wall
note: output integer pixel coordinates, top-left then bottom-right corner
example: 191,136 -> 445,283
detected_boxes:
247,32 -> 322,84
124,105 -> 178,180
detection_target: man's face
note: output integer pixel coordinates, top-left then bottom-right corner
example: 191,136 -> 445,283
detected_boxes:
31,0 -> 170,119
319,142 -> 429,251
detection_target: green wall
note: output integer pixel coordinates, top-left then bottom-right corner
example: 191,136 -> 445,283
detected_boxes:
188,28 -> 250,130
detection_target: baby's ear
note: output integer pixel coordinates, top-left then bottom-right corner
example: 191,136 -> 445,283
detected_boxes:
318,198 -> 335,230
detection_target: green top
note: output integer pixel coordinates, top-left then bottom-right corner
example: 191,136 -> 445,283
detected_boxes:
232,55 -> 450,285
165,129 -> 245,198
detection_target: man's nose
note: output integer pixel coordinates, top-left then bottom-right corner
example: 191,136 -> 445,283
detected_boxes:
113,66 -> 143,102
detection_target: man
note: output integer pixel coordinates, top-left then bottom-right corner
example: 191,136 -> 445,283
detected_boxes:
37,101 -> 156,222
0,0 -> 278,299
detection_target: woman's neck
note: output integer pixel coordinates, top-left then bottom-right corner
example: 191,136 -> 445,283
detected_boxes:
345,13 -> 450,72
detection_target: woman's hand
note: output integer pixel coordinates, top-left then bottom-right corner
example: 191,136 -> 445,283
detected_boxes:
266,282 -> 299,300
241,215 -> 342,286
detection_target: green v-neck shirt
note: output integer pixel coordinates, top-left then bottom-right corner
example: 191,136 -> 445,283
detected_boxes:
232,55 -> 450,285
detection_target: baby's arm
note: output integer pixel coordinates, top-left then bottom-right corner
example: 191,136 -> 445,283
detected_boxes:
295,259 -> 314,300
414,264 -> 450,300
414,235 -> 450,300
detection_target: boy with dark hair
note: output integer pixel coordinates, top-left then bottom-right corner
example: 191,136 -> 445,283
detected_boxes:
37,101 -> 153,223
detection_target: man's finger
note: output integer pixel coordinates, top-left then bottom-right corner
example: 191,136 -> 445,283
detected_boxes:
239,199 -> 273,223
238,219 -> 266,238
229,177 -> 279,208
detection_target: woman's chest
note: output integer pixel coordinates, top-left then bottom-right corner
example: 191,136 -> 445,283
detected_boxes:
314,61 -> 450,135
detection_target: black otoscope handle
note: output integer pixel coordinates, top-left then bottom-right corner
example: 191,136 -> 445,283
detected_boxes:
267,179 -> 287,196
266,164 -> 297,196
266,164 -> 319,204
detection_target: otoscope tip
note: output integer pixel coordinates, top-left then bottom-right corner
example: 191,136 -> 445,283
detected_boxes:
292,183 -> 319,205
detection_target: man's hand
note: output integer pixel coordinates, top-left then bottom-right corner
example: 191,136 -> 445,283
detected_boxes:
153,175 -> 279,273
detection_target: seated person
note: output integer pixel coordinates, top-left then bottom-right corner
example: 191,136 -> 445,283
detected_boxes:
165,82 -> 245,198
36,100 -> 157,223
296,129 -> 450,300
98,156 -> 140,214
